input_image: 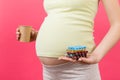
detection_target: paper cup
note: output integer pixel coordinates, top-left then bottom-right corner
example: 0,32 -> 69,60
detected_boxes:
19,25 -> 32,42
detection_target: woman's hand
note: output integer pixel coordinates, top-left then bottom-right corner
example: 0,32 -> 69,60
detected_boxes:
59,0 -> 120,65
16,28 -> 38,42
78,53 -> 101,64
58,53 -> 102,64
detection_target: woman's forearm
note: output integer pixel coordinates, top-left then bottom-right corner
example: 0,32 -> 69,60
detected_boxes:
92,24 -> 120,60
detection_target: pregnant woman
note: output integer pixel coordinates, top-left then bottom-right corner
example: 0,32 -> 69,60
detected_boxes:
16,0 -> 120,80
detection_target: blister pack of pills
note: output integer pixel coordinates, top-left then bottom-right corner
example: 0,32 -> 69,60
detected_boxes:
66,46 -> 88,60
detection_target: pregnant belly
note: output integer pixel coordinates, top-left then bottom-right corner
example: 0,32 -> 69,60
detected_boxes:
38,56 -> 68,65
36,18 -> 95,65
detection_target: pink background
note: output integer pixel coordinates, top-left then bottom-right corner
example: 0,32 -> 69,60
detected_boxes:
0,0 -> 120,80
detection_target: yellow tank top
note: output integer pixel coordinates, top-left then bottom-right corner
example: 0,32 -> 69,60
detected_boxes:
36,0 -> 98,58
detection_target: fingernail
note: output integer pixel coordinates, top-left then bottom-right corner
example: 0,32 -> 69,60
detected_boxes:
58,57 -> 61,60
78,58 -> 82,61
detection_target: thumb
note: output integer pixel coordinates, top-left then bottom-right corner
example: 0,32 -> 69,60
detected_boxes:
78,57 -> 92,64
31,30 -> 35,35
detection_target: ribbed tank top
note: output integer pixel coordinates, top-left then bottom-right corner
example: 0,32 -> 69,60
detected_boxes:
36,0 -> 98,57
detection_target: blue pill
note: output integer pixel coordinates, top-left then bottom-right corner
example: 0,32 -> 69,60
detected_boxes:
82,46 -> 86,49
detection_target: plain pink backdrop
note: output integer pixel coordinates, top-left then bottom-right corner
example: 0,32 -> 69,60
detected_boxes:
0,0 -> 120,80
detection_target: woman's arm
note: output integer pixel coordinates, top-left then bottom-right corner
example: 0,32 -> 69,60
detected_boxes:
78,0 -> 120,63
59,0 -> 120,64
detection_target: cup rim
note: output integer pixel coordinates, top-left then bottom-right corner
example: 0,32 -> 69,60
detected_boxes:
19,25 -> 32,28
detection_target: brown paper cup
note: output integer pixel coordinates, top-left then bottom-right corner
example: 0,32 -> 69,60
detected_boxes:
19,25 -> 32,42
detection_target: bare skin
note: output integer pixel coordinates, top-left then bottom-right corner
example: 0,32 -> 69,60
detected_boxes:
16,28 -> 38,42
16,0 -> 120,65
16,27 -> 68,65
59,0 -> 120,64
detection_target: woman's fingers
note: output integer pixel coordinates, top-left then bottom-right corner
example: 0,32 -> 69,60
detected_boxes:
16,28 -> 21,40
78,57 -> 91,64
16,27 -> 37,41
16,33 -> 21,40
58,56 -> 76,62
58,55 -> 98,64
78,53 -> 99,64
58,53 -> 91,63
16,28 -> 20,32
16,32 -> 20,35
